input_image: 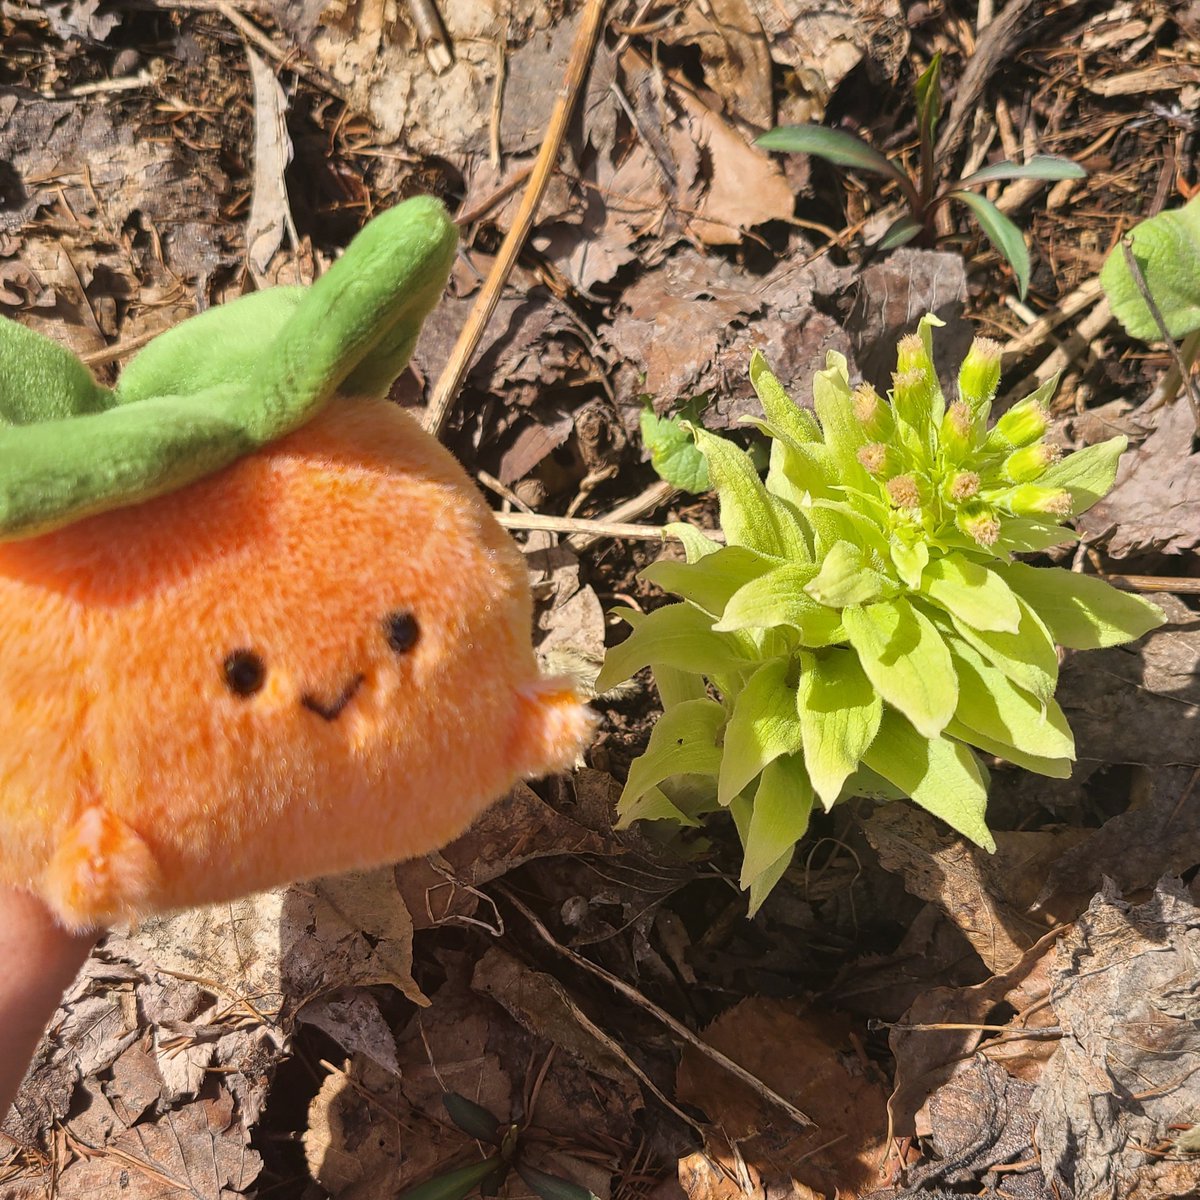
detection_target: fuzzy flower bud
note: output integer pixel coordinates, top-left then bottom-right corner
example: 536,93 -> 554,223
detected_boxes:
939,400 -> 975,461
1002,484 -> 1073,519
856,441 -> 899,478
895,333 -> 933,376
885,473 -> 924,509
945,470 -> 981,503
958,337 -> 1002,414
892,367 -> 937,436
990,395 -> 1050,450
956,501 -> 1001,547
852,383 -> 894,441
1003,441 -> 1062,483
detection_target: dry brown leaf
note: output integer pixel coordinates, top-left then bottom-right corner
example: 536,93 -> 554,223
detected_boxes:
244,46 -> 296,285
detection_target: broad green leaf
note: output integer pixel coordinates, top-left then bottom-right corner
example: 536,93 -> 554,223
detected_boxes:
756,125 -> 909,187
617,608 -> 709,707
664,521 -> 721,562
444,1093 -> 502,1142
950,190 -> 1031,299
641,545 -> 774,617
937,594 -> 1058,703
843,596 -> 957,738
690,425 -> 795,557
1037,435 -> 1127,515
1098,195 -> 1200,340
596,604 -> 749,692
717,564 -> 844,645
890,535 -> 928,590
862,710 -> 995,850
812,352 -> 871,488
923,552 -> 1021,634
640,400 -> 710,492
877,216 -> 923,250
729,794 -> 795,916
992,518 -> 1078,554
807,499 -> 892,560
749,351 -> 821,444
959,155 -> 1086,187
616,784 -> 703,828
739,753 -> 814,887
946,718 -> 1072,779
718,658 -> 804,805
797,649 -> 883,809
516,1164 -> 601,1200
948,638 -> 1075,761
397,1157 -> 503,1200
837,765 -> 905,802
805,540 -> 893,607
755,424 -> 838,501
619,698 -> 726,813
994,562 -> 1165,649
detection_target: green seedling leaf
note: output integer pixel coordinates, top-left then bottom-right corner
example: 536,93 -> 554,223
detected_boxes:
398,1157 -> 504,1200
959,156 -> 1086,187
690,425 -> 799,558
946,718 -> 1072,779
596,603 -> 750,692
805,540 -> 894,607
877,216 -> 924,250
664,521 -> 721,562
619,699 -> 726,814
994,562 -> 1165,649
729,793 -> 796,916
516,1164 -> 602,1200
641,545 -> 775,618
756,125 -> 909,188
949,190 -> 1031,299
992,518 -> 1077,554
718,657 -> 804,805
863,710 -> 995,851
1099,195 -> 1200,340
923,552 -> 1022,634
717,563 -> 844,645
1036,435 -> 1127,515
812,353 -> 871,489
640,399 -> 711,492
617,783 -> 703,828
797,649 -> 883,809
609,608 -> 708,708
739,753 -> 814,888
443,1094 -> 502,1144
914,52 -> 943,154
938,594 -> 1058,703
948,638 -> 1075,762
749,351 -> 821,444
843,596 -> 957,739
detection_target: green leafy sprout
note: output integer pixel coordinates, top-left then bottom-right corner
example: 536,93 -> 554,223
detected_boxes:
597,316 -> 1164,913
757,54 -> 1086,299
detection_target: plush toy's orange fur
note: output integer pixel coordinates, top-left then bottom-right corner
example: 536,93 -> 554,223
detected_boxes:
0,399 -> 593,930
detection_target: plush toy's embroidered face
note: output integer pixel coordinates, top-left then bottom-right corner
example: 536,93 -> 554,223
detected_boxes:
0,400 -> 592,929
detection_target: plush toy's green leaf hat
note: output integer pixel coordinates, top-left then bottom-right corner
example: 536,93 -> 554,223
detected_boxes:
0,195 -> 458,540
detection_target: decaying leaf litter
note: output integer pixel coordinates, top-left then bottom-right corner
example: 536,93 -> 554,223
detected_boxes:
1,1 -> 1198,1197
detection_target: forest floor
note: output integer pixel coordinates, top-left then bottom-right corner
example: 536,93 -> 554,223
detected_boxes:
2,2 -> 1200,1198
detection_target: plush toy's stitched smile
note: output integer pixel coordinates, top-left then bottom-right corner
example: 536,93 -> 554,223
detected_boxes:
301,674 -> 365,722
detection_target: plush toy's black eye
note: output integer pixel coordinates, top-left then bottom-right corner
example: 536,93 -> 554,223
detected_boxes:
383,611 -> 419,654
223,650 -> 266,696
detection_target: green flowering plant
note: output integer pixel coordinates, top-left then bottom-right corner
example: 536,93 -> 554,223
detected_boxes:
596,317 -> 1165,912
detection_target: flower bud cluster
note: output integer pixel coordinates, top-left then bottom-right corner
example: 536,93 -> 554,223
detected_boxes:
851,332 -> 1071,547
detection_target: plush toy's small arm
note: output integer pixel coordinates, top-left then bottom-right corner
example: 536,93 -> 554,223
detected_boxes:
0,197 -> 594,930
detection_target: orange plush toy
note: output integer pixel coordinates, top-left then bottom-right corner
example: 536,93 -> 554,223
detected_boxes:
0,197 -> 593,931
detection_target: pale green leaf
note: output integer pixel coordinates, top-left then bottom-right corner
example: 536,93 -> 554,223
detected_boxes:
890,535 -> 929,590
729,795 -> 796,917
1037,435 -> 1127,515
959,155 -> 1086,186
1098,196 -> 1200,340
641,545 -> 774,617
946,718 -> 1073,779
718,658 -> 804,805
664,522 -> 721,563
617,609 -> 708,708
950,189 -> 1031,299
757,426 -> 837,503
812,353 -> 871,489
717,564 -> 844,645
862,710 -> 995,850
739,753 -> 814,887
749,351 -> 821,444
805,540 -> 894,607
994,562 -> 1165,649
937,594 -> 1058,703
596,603 -> 749,692
992,518 -> 1078,554
843,596 -> 957,738
640,400 -> 710,492
756,125 -> 909,187
948,638 -> 1075,761
797,648 -> 883,809
618,698 -> 726,816
923,552 -> 1021,634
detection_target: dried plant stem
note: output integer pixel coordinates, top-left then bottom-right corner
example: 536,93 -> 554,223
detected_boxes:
1003,297 -> 1113,403
1000,277 -> 1104,363
496,513 -> 680,542
568,478 -> 678,550
497,884 -> 815,1128
424,0 -> 608,436
1102,574 -> 1200,596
